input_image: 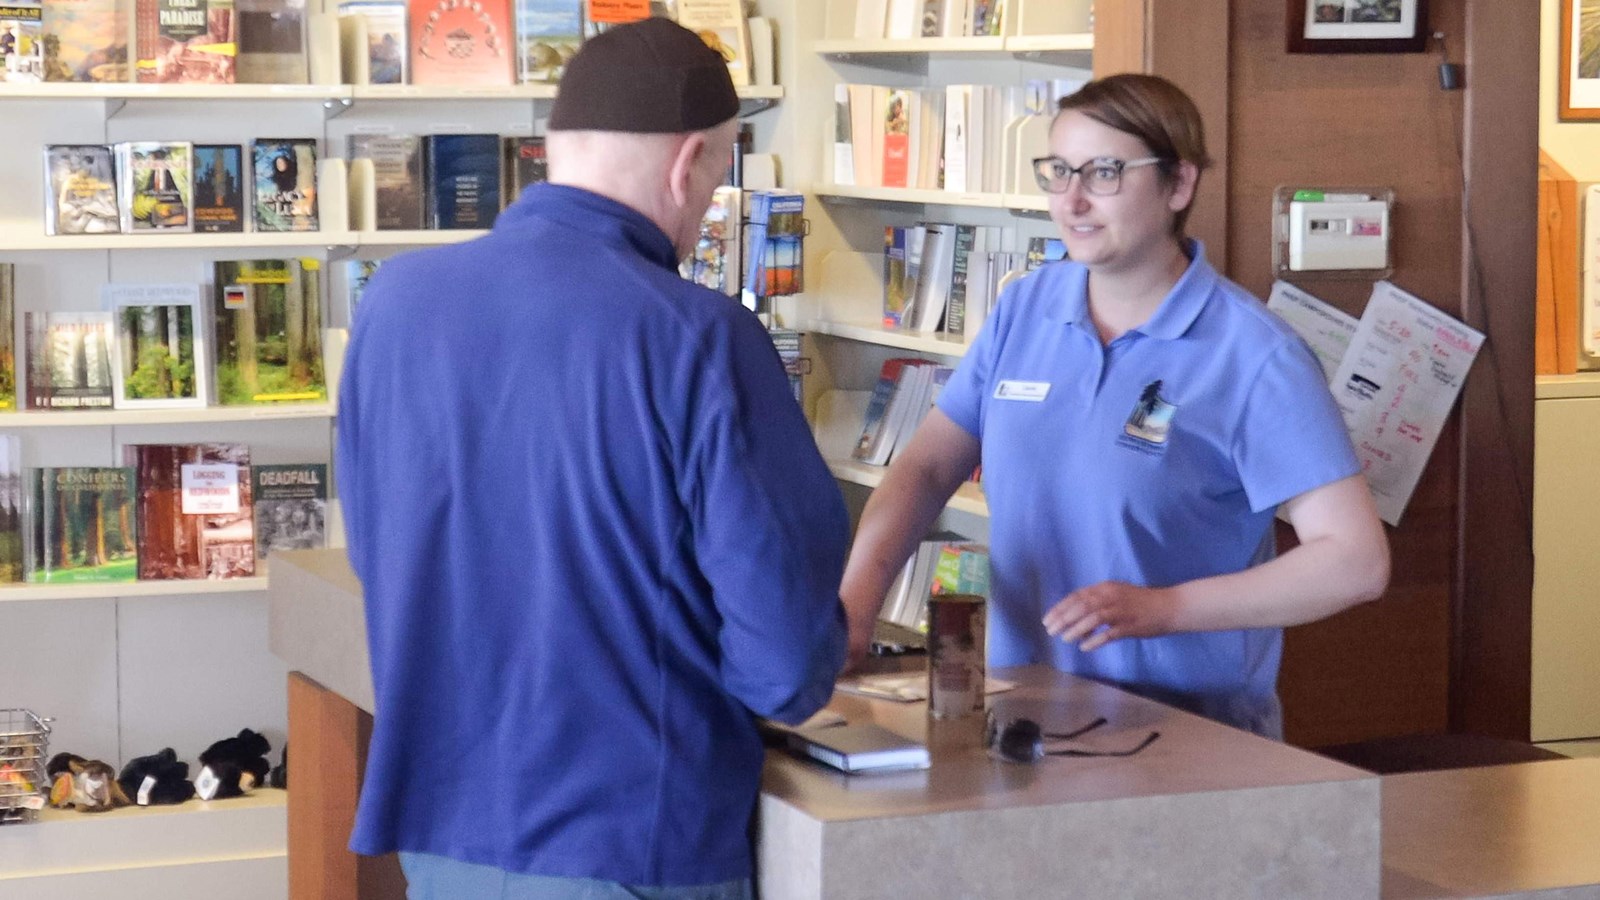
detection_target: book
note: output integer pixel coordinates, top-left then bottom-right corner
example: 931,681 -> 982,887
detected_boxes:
1024,236 -> 1066,271
0,264 -> 14,410
252,138 -> 319,232
515,0 -> 579,84
348,133 -> 424,230
41,0 -> 128,81
135,0 -> 236,83
43,144 -> 120,235
769,327 -> 803,404
0,0 -> 45,81
192,144 -> 245,233
235,0 -> 306,82
682,185 -> 740,298
581,0 -> 646,38
501,135 -> 547,206
104,283 -> 207,409
785,723 -> 930,774
123,443 -> 255,579
212,258 -> 326,404
0,436 -> 21,583
339,0 -> 405,83
116,141 -> 195,232
409,0 -> 515,85
252,463 -> 326,558
26,467 -> 138,583
24,311 -> 114,410
741,190 -> 803,306
425,133 -> 501,230
673,0 -> 748,88
881,88 -> 910,189
344,258 -> 381,323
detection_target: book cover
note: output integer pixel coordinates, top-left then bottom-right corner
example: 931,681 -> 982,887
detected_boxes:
514,0 -> 578,84
881,89 -> 910,189
682,184 -> 739,298
501,134 -> 547,206
344,258 -> 380,323
755,190 -> 802,297
339,0 -> 405,83
26,467 -> 137,583
408,0 -> 514,85
0,436 -> 21,583
349,133 -> 424,230
252,138 -> 319,232
24,310 -> 114,411
43,144 -> 120,235
1023,236 -> 1065,271
135,0 -> 236,83
252,462 -> 325,558
882,226 -> 906,327
41,0 -> 128,82
235,0 -> 306,82
192,143 -> 244,233
941,223 -> 976,337
123,443 -> 255,579
785,723 -> 929,773
117,140 -> 195,232
1,0 -> 45,81
673,0 -> 747,88
425,133 -> 500,229
104,283 -> 207,409
0,264 -> 14,410
212,258 -> 324,404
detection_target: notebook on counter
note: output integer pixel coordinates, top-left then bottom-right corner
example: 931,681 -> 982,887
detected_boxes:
785,723 -> 931,774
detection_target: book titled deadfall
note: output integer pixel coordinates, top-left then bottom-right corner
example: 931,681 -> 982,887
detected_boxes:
27,466 -> 138,583
252,463 -> 325,558
124,442 -> 256,580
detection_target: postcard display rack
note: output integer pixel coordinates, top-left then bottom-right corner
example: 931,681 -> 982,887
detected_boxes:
767,0 -> 1097,538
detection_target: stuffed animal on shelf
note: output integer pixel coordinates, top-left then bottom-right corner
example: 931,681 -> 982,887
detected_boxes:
268,745 -> 287,790
46,753 -> 131,812
117,748 -> 196,806
195,728 -> 272,800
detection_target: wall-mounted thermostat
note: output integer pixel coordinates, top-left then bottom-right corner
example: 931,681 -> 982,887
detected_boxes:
1273,187 -> 1395,279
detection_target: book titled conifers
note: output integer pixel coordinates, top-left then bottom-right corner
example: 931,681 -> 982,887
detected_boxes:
27,467 -> 138,583
124,443 -> 255,580
0,436 -> 22,584
212,258 -> 325,404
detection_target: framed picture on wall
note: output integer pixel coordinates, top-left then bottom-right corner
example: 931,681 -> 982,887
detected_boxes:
1560,0 -> 1600,120
1287,0 -> 1429,54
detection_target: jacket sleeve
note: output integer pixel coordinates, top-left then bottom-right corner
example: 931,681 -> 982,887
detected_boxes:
675,310 -> 850,725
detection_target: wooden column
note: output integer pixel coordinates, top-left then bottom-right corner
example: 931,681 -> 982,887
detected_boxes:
287,671 -> 408,900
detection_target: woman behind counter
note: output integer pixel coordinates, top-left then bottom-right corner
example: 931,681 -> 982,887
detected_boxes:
838,74 -> 1390,738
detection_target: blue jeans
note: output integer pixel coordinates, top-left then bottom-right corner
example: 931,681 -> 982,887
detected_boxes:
398,852 -> 755,900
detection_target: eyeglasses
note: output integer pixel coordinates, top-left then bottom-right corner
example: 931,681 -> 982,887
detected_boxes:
986,712 -> 1162,763
1030,156 -> 1167,196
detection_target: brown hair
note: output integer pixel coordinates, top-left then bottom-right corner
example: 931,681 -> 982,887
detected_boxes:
1056,73 -> 1212,236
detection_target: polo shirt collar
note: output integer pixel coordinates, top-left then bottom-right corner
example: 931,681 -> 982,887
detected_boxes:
498,182 -> 680,273
1047,238 -> 1218,341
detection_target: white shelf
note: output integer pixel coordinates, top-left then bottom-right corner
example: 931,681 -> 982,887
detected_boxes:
1005,33 -> 1095,53
827,458 -> 987,517
353,229 -> 487,246
815,184 -> 1049,211
350,83 -> 780,101
0,576 -> 269,604
0,231 -> 360,251
799,318 -> 971,357
0,403 -> 332,427
0,82 -> 347,100
815,36 -> 1008,55
1536,372 -> 1600,400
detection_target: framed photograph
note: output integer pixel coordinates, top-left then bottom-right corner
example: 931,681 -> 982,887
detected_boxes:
1287,0 -> 1429,54
1561,0 -> 1600,120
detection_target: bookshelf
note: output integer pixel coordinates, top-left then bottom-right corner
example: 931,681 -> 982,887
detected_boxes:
0,576 -> 269,604
0,405 -> 333,428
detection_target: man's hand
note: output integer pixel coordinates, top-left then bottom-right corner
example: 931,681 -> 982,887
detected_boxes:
1042,581 -> 1178,652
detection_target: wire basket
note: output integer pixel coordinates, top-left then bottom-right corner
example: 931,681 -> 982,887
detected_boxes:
0,709 -> 51,825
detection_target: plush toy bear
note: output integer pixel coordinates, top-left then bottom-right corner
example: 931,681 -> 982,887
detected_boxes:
196,728 -> 272,800
268,745 -> 288,790
117,748 -> 196,806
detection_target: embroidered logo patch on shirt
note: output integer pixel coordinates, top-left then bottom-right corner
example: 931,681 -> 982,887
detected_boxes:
994,380 -> 1050,402
1122,379 -> 1177,446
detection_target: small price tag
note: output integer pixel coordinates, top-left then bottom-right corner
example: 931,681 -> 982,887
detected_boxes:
195,765 -> 220,801
137,775 -> 157,806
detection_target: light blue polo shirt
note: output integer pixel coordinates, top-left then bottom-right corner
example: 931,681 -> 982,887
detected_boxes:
937,241 -> 1358,737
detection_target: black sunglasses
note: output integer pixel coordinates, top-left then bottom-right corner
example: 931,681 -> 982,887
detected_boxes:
986,713 -> 1161,763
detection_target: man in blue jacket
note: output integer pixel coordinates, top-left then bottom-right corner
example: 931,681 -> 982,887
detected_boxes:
336,18 -> 849,899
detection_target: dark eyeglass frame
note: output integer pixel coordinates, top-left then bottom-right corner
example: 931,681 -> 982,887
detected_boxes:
986,712 -> 1162,764
1030,155 -> 1167,196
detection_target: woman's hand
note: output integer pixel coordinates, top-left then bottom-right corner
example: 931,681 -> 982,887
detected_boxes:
1042,581 -> 1180,651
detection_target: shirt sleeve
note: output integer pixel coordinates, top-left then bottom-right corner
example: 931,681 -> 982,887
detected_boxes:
1231,337 -> 1361,513
677,309 -> 849,725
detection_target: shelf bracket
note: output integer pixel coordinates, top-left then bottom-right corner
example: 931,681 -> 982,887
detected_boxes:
103,98 -> 127,118
738,97 -> 778,118
324,242 -> 358,261
323,97 -> 354,119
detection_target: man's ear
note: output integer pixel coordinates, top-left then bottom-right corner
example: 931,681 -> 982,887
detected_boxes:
668,132 -> 707,209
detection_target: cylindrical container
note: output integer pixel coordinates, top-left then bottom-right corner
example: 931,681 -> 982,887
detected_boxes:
927,593 -> 985,720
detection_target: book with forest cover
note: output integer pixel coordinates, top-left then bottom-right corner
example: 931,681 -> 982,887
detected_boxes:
24,310 -> 113,411
192,144 -> 244,233
212,258 -> 325,404
116,140 -> 195,232
0,264 -> 15,410
26,466 -> 137,583
104,282 -> 207,409
0,436 -> 22,583
252,138 -> 318,232
41,0 -> 129,82
123,443 -> 255,579
43,144 -> 120,235
253,462 -> 325,558
135,0 -> 236,83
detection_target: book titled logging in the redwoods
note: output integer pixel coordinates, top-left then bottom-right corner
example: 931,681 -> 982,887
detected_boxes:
124,442 -> 255,580
26,466 -> 138,583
